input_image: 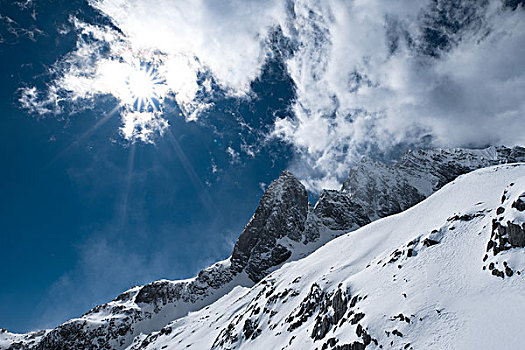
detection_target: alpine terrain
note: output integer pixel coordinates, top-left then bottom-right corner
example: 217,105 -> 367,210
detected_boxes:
2,145 -> 525,349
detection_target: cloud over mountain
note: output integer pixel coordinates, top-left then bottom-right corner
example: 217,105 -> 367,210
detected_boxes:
20,0 -> 525,189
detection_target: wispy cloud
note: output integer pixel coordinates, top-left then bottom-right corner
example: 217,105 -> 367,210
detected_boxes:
33,234 -> 172,330
33,217 -> 240,330
18,0 -> 525,188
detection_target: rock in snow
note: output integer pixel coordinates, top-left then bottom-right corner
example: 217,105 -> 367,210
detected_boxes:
1,145 -> 525,350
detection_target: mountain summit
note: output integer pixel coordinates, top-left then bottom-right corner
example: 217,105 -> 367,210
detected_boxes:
1,146 -> 524,349
231,170 -> 309,282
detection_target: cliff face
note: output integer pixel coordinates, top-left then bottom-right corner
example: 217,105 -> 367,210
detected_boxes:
231,170 -> 309,282
2,146 -> 524,350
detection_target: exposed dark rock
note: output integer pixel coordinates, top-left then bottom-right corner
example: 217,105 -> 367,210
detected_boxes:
505,266 -> 514,277
212,324 -> 238,349
350,295 -> 359,308
335,342 -> 366,350
231,170 -> 309,282
312,316 -> 332,341
355,324 -> 372,346
311,287 -> 349,340
331,289 -> 348,323
486,187 -> 525,274
392,313 -> 410,323
362,332 -> 372,346
322,338 -> 338,350
356,324 -> 364,337
388,249 -> 403,264
448,211 -> 485,221
286,284 -> 324,331
135,281 -> 176,305
350,313 -> 365,325
492,269 -> 505,278
512,193 -> 525,211
242,319 -> 256,339
507,222 -> 525,247
423,239 -> 440,247
392,329 -> 403,337
313,190 -> 371,231
489,219 -> 525,256
486,239 -> 495,253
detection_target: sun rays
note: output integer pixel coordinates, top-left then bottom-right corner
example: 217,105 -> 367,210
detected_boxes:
118,63 -> 170,143
126,64 -> 164,112
93,60 -> 171,143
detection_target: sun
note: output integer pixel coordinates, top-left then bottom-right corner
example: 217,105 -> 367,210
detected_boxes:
126,65 -> 164,111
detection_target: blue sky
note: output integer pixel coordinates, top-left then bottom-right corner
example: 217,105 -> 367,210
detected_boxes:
2,0 -> 525,334
0,0 -> 294,332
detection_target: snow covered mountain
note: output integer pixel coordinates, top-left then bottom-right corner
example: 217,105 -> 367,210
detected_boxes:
1,146 -> 524,350
129,162 -> 525,350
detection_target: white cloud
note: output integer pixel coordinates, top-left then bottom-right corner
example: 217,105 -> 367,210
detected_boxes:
19,0 -> 525,187
274,0 -> 525,190
120,111 -> 169,143
19,0 -> 286,142
226,146 -> 240,164
88,0 -> 288,114
19,18 -> 174,143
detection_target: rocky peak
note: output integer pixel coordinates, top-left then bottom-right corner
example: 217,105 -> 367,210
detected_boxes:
339,146 -> 525,221
231,170 -> 309,282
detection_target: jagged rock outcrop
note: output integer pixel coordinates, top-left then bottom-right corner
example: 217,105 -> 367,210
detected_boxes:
20,260 -> 239,350
313,190 -> 371,231
231,170 -> 309,282
484,183 -> 525,279
305,146 -> 525,243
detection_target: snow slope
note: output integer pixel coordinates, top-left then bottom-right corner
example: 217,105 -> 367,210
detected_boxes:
133,163 -> 525,350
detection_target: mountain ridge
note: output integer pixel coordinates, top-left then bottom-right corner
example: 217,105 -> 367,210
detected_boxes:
135,163 -> 525,349
1,145 -> 524,350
